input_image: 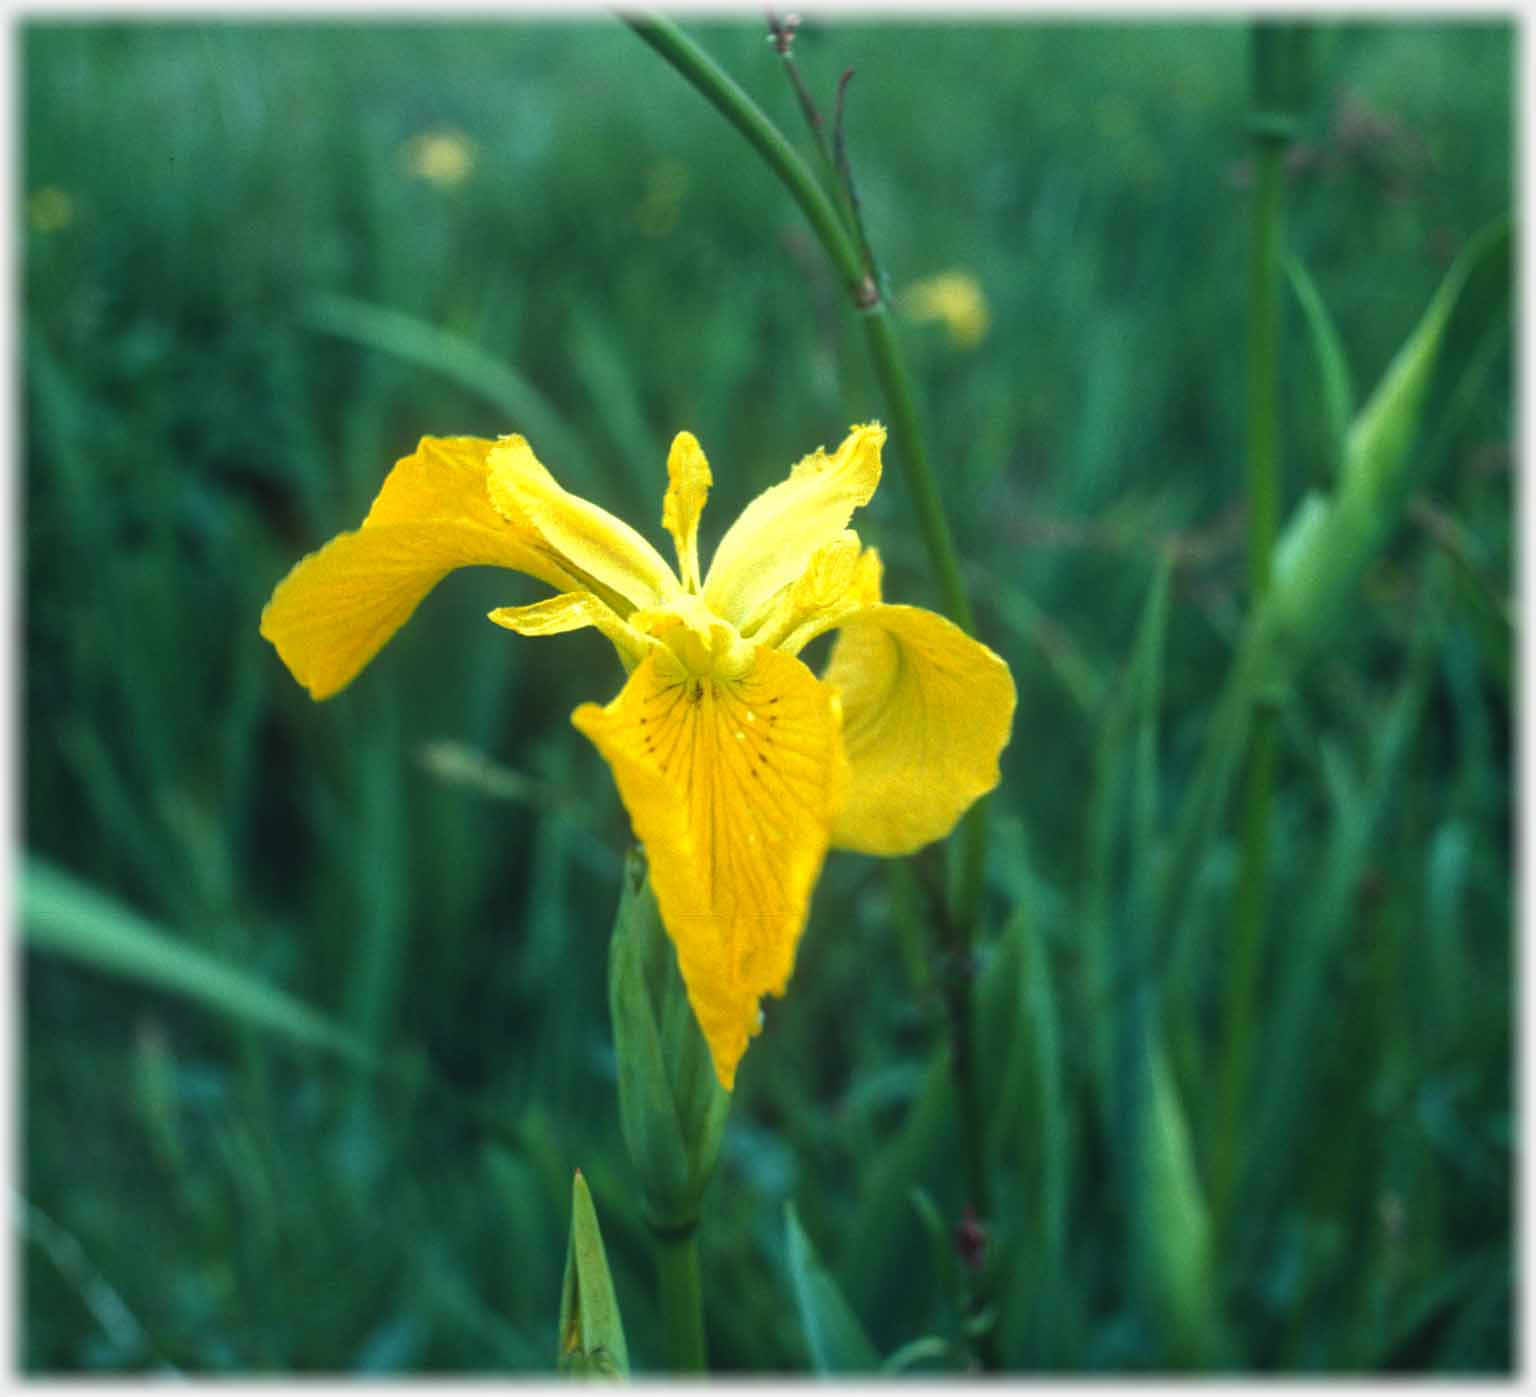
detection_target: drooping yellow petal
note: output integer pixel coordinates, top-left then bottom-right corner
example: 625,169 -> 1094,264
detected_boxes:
572,647 -> 847,1089
488,591 -> 659,672
702,423 -> 884,629
356,436 -> 532,536
260,436 -> 582,701
487,435 -> 679,613
821,604 -> 1016,856
662,431 -> 711,593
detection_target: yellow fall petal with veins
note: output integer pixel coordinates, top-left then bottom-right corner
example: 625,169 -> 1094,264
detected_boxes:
573,646 -> 846,1089
259,418 -> 1015,1089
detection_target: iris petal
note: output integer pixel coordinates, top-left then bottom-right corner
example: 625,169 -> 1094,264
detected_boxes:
821,604 -> 1016,856
747,535 -> 883,655
572,647 -> 847,1088
259,436 -> 580,700
488,435 -> 680,613
702,423 -> 884,629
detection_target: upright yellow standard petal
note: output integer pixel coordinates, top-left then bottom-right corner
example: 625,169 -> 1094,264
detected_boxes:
487,436 -> 679,613
572,647 -> 847,1089
822,604 -> 1016,856
747,534 -> 886,654
260,436 -> 581,700
661,431 -> 711,593
702,423 -> 884,629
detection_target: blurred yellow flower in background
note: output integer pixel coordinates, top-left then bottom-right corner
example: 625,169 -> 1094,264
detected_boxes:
400,126 -> 477,189
260,425 -> 1015,1089
901,268 -> 991,350
27,186 -> 76,235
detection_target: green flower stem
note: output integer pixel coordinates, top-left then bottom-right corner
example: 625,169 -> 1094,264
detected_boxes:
1214,707 -> 1276,1231
654,1223 -> 706,1373
623,12 -> 976,637
1243,68 -> 1289,601
857,304 -> 977,633
1210,20 -> 1304,1242
626,16 -> 994,1348
623,13 -> 868,303
856,304 -> 986,988
1144,225 -> 1504,1024
608,847 -> 728,1374
943,920 -> 991,1217
769,29 -> 841,215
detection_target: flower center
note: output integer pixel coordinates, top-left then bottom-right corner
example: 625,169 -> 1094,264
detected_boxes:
634,591 -> 754,681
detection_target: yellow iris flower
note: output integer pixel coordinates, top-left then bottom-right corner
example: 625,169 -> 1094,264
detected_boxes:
901,270 -> 991,350
400,126 -> 477,189
260,424 -> 1016,1088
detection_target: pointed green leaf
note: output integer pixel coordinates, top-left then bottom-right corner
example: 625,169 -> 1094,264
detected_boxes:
1285,253 -> 1356,474
559,1171 -> 629,1378
1265,216 -> 1510,667
784,1202 -> 880,1374
1342,216 -> 1510,516
1140,1040 -> 1226,1367
23,858 -> 371,1065
608,852 -> 691,1225
982,906 -> 1067,1352
847,1054 -> 953,1308
908,1187 -> 963,1339
1081,551 -> 1174,1124
608,847 -> 730,1234
1129,548 -> 1174,917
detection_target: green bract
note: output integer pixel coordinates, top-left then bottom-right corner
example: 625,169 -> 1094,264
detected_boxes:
608,848 -> 731,1235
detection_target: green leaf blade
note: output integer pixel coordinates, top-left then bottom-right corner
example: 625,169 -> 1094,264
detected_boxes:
23,858 -> 372,1066
1285,252 -> 1356,477
301,292 -> 588,472
784,1202 -> 880,1375
559,1170 -> 629,1378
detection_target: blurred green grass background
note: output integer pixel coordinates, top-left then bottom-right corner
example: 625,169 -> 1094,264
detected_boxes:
21,16 -> 1511,1373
